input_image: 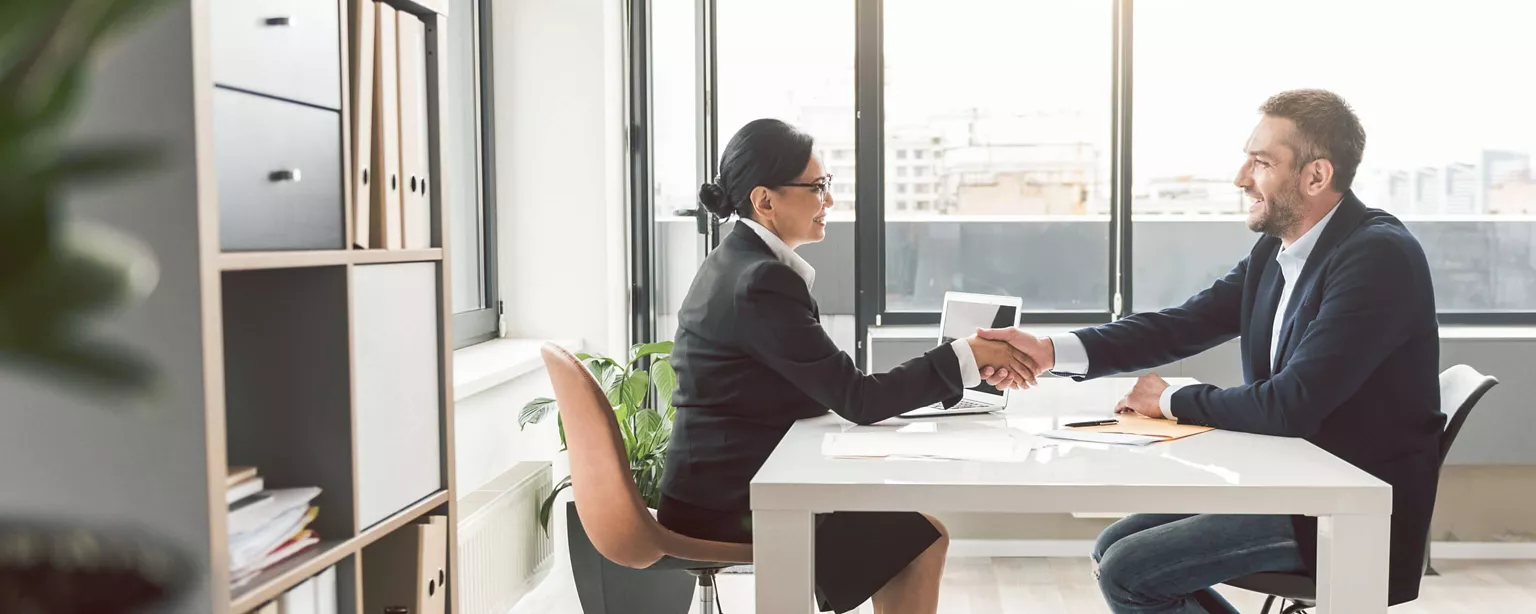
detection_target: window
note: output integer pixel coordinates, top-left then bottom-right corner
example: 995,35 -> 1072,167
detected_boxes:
717,0 -> 858,351
883,0 -> 1112,313
644,0 -> 707,343
719,0 -> 856,215
447,0 -> 498,347
1133,0 -> 1536,316
631,0 -> 1536,370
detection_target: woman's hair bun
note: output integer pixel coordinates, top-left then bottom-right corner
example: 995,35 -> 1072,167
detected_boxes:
698,181 -> 731,218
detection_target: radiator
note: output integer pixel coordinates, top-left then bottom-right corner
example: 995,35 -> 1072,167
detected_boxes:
458,462 -> 555,614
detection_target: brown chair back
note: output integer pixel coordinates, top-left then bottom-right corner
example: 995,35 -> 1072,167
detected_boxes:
540,344 -> 752,568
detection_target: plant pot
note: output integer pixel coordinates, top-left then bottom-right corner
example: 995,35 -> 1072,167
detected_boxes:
566,502 -> 696,614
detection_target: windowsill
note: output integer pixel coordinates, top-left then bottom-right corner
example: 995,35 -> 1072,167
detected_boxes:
453,337 -> 582,401
869,323 -> 1536,341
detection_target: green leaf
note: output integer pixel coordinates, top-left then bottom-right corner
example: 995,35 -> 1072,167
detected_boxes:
628,341 -> 674,364
620,370 -> 650,408
538,476 -> 573,534
518,397 -> 557,429
557,414 -> 567,452
579,353 -> 621,370
48,142 -> 163,184
633,408 -> 663,439
651,358 -> 677,417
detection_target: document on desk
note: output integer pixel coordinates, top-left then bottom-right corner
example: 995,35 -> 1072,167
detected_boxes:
1041,413 -> 1214,446
822,431 -> 1046,462
1040,430 -> 1162,446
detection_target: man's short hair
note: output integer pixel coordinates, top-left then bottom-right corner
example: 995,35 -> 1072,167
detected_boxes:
1259,89 -> 1366,192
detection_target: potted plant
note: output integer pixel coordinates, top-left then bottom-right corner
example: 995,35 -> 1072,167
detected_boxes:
519,341 -> 693,614
2,0 -> 189,610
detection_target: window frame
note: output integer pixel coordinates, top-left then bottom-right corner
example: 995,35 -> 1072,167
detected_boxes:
451,0 -> 500,349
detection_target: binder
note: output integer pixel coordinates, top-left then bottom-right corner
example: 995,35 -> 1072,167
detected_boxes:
418,516 -> 448,614
371,2 -> 403,249
277,576 -> 317,614
316,565 -> 339,614
396,13 -> 431,250
349,0 -> 376,248
361,518 -> 447,614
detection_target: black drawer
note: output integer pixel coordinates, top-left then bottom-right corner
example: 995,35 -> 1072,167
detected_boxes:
211,0 -> 342,109
215,88 -> 344,251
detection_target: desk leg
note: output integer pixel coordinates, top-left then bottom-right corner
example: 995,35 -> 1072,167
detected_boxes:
1315,513 -> 1390,614
754,509 -> 815,614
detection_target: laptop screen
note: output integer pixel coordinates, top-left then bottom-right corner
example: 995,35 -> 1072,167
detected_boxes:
938,298 -> 1020,396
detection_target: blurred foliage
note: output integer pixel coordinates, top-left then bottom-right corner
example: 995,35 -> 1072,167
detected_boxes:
1,0 -> 174,398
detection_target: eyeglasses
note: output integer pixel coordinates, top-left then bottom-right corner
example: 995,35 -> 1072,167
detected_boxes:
779,175 -> 834,203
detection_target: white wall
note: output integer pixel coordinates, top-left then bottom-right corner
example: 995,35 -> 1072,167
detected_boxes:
455,371 -> 566,493
493,0 -> 630,360
0,5 -> 216,612
455,0 -> 628,494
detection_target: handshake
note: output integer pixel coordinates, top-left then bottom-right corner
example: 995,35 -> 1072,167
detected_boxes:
964,328 -> 1055,390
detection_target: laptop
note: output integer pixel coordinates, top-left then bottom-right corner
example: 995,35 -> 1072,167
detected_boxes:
899,291 -> 1023,419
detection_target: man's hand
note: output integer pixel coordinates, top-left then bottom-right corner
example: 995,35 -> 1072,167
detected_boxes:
966,335 -> 1040,389
1115,373 -> 1170,419
976,328 -> 1055,389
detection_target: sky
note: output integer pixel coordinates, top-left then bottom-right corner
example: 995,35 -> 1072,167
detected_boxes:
650,0 -> 1536,207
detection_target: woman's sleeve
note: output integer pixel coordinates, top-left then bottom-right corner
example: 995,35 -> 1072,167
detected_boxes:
735,261 -> 966,425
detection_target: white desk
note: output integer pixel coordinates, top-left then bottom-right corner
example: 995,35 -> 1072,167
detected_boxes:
750,378 -> 1392,614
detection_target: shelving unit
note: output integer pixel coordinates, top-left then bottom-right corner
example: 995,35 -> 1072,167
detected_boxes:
196,0 -> 461,611
217,248 -> 442,271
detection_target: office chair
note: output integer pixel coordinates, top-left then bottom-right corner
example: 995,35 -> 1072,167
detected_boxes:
1220,364 -> 1499,614
543,344 -> 752,614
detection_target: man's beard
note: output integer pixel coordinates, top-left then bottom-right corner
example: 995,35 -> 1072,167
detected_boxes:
1248,181 -> 1304,237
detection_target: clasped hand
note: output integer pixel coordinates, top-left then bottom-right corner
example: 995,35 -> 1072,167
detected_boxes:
964,327 -> 1052,390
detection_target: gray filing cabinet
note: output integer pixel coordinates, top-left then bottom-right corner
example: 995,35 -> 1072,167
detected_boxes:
211,0 -> 346,251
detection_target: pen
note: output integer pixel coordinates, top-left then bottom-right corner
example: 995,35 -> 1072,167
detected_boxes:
1064,419 -> 1119,428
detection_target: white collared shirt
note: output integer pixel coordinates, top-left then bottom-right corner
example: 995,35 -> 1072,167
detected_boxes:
739,218 -> 981,387
1049,199 -> 1344,418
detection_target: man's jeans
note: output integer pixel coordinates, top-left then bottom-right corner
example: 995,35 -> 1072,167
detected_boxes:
1091,514 -> 1310,614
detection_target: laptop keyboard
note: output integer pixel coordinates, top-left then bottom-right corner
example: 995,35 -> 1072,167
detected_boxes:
925,398 -> 993,410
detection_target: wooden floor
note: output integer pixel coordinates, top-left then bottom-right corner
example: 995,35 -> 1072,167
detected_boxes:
511,557 -> 1536,613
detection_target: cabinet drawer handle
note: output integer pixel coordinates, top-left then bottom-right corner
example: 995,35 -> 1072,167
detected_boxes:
268,169 -> 302,183
264,16 -> 292,26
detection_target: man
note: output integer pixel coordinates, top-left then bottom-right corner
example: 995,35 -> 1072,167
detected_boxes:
982,89 -> 1443,613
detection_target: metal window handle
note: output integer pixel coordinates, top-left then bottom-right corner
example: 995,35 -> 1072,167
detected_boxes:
264,16 -> 292,26
268,169 -> 302,183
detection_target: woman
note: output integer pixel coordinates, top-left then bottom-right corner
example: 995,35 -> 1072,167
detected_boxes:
657,119 -> 1040,614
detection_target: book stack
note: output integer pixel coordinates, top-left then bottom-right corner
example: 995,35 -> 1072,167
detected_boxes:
228,467 -> 323,587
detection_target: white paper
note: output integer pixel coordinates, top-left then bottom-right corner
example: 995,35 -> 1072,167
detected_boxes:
228,487 -> 321,537
1040,429 -> 1162,446
822,431 -> 1044,462
230,504 -> 310,571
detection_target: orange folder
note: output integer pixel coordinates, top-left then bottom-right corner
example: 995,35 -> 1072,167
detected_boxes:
1074,413 -> 1214,441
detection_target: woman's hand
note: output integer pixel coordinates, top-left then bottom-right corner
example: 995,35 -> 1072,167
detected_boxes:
967,336 -> 1040,389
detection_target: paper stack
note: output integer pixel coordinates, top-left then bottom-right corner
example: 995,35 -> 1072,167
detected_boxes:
228,480 -> 323,587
